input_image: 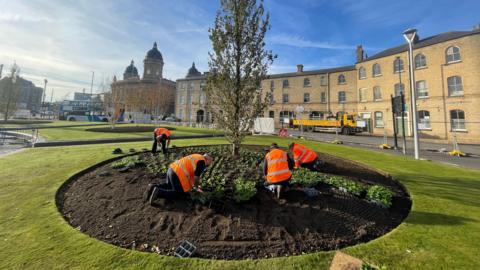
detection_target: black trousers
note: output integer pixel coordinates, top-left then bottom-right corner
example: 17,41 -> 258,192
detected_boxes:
153,168 -> 185,200
151,136 -> 167,154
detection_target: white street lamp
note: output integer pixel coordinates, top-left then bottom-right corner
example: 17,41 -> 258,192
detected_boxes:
403,28 -> 420,160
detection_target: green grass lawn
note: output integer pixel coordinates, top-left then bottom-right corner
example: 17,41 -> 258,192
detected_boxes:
36,123 -> 223,141
0,137 -> 479,269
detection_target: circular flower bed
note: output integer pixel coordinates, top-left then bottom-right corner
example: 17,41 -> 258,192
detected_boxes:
57,145 -> 411,260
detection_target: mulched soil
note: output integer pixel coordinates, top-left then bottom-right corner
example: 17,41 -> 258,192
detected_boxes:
85,126 -> 176,133
57,145 -> 411,260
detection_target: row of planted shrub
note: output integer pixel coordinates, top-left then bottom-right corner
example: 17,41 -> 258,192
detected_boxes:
291,168 -> 395,208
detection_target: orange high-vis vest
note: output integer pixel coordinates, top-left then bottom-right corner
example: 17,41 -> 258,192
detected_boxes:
291,143 -> 317,168
154,127 -> 171,138
169,154 -> 205,192
266,149 -> 292,183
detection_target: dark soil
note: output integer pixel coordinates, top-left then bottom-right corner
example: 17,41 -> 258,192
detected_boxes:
57,145 -> 411,260
86,126 -> 176,133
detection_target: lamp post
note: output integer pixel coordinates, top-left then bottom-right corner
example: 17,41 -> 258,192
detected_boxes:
403,28 -> 420,160
42,79 -> 48,118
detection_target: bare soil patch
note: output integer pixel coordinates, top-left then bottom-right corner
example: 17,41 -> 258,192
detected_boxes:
57,145 -> 411,260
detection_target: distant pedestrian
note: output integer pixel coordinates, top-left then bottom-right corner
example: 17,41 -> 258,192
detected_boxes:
152,127 -> 172,154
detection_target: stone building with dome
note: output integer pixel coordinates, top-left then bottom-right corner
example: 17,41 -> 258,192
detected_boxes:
110,42 -> 176,122
175,62 -> 210,123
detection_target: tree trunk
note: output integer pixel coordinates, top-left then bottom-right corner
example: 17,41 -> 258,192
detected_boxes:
232,142 -> 240,156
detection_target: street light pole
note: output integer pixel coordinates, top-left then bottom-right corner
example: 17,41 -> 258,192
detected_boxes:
42,79 -> 48,118
403,28 -> 420,160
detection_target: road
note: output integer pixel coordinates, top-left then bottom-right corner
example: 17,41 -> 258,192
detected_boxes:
285,129 -> 480,170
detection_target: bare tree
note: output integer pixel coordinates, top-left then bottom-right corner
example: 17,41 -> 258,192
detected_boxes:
206,0 -> 275,155
0,63 -> 21,122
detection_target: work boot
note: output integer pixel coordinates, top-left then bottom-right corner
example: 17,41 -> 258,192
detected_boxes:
276,185 -> 282,199
149,186 -> 160,206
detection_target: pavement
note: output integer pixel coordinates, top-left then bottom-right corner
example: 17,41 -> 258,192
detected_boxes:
286,129 -> 480,170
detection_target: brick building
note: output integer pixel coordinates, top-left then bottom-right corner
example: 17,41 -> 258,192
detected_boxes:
264,28 -> 480,144
175,28 -> 480,143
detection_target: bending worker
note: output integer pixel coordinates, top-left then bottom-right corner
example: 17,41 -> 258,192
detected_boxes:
289,142 -> 319,171
147,153 -> 213,205
263,143 -> 294,198
152,127 -> 172,154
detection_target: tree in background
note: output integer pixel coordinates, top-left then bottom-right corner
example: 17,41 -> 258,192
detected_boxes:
0,63 -> 21,122
206,0 -> 275,155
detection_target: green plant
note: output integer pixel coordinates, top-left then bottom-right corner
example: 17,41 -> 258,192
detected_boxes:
233,178 -> 257,202
291,168 -> 323,187
367,185 -> 395,208
110,156 -> 144,169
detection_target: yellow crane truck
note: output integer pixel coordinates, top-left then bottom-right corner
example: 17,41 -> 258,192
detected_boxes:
292,112 -> 365,135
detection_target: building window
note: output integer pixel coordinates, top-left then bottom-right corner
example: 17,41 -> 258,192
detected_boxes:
303,93 -> 310,103
320,76 -> 327,86
374,111 -> 384,127
179,109 -> 184,119
320,92 -> 326,103
393,58 -> 404,73
338,74 -> 346,84
447,76 -> 464,96
372,63 -> 381,76
416,80 -> 428,98
415,54 -> 427,69
450,110 -> 466,130
282,79 -> 289,88
373,86 -> 382,101
303,78 -> 311,87
418,110 -> 431,130
359,88 -> 367,102
358,67 -> 366,79
147,69 -> 151,75
180,83 -> 185,90
338,91 -> 346,103
282,93 -> 289,103
270,80 -> 275,89
199,93 -> 205,105
394,83 -> 405,97
269,111 -> 274,118
200,82 -> 206,91
446,46 -> 461,63
179,95 -> 185,105
188,82 -> 194,89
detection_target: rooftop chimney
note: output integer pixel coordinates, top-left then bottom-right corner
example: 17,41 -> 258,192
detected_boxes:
297,64 -> 304,73
356,45 -> 364,62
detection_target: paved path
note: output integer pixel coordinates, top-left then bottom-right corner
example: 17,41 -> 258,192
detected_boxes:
286,130 -> 480,170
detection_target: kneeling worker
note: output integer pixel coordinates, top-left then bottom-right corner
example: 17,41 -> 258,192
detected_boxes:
148,153 -> 213,205
263,143 -> 294,198
289,142 -> 319,171
152,127 -> 172,154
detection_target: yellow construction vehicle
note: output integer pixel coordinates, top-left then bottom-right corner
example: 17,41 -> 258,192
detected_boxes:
292,112 -> 365,135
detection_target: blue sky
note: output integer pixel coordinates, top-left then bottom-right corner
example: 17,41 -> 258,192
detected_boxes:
0,0 -> 478,100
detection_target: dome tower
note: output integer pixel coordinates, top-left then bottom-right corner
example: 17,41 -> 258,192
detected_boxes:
143,42 -> 164,80
123,60 -> 139,80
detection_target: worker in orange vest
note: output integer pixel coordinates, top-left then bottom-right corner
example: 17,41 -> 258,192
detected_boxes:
289,142 -> 320,171
152,127 -> 172,154
263,143 -> 294,198
147,153 -> 213,205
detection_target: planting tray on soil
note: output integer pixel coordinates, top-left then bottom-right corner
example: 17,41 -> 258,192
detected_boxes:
57,144 -> 411,260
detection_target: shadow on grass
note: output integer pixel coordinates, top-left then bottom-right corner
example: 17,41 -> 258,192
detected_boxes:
395,173 -> 480,208
406,211 -> 476,225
